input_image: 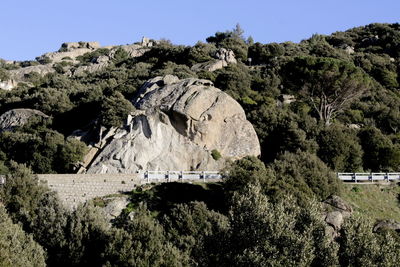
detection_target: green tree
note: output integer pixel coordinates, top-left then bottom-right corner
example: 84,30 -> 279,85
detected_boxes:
164,201 -> 229,266
223,156 -> 274,193
100,91 -> 135,128
0,205 -> 46,267
317,125 -> 363,171
206,24 -> 249,61
0,68 -> 10,81
358,127 -> 400,171
104,204 -> 189,267
338,215 -> 400,267
63,204 -> 111,267
0,162 -> 49,228
223,184 -> 338,266
283,57 -> 372,125
269,151 -> 342,204
31,192 -> 69,267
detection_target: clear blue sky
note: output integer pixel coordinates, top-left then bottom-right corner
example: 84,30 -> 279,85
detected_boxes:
0,0 -> 399,61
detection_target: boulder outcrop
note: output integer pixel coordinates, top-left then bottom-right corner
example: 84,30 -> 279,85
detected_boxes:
0,79 -> 17,90
0,108 -> 48,131
322,195 -> 353,239
85,75 -> 260,174
8,64 -> 55,80
191,48 -> 237,72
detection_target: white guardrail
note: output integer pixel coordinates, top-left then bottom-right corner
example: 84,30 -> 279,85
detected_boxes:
338,173 -> 400,182
0,172 -> 223,186
140,171 -> 222,183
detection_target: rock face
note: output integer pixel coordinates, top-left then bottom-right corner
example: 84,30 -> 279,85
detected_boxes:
0,79 -> 17,90
9,65 -> 55,80
0,109 -> 48,131
60,42 -> 101,51
86,75 -> 260,174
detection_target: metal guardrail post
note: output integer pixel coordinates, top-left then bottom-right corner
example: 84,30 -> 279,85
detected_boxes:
146,171 -> 149,183
202,171 -> 205,182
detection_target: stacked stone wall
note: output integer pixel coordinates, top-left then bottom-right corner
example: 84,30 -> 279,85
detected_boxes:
38,174 -> 141,209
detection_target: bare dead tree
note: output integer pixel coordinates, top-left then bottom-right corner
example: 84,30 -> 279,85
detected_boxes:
300,64 -> 371,125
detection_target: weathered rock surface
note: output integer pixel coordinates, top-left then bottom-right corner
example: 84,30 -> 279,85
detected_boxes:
0,108 -> 48,131
86,75 -> 260,173
322,195 -> 353,239
325,211 -> 344,230
277,94 -> 296,106
39,48 -> 93,64
191,48 -> 237,72
71,44 -> 149,76
8,64 -> 55,80
60,41 -> 101,51
103,196 -> 130,220
134,75 -> 259,158
323,195 -> 353,215
0,79 -> 17,90
373,220 -> 400,232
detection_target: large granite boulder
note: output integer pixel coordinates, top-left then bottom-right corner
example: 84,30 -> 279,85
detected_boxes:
134,75 -> 259,158
0,108 -> 48,131
86,75 -> 260,173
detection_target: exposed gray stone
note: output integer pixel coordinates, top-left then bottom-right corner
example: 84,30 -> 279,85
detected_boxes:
323,195 -> 353,215
103,196 -> 129,220
141,37 -> 154,47
191,48 -> 237,72
325,211 -> 344,230
86,75 -> 260,174
277,94 -> 296,105
134,76 -> 260,158
373,220 -> 400,232
8,64 -> 55,80
214,48 -> 237,64
60,41 -> 100,52
0,79 -> 17,90
0,108 -> 48,131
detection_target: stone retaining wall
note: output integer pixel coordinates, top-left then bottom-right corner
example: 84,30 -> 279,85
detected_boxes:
38,174 -> 141,209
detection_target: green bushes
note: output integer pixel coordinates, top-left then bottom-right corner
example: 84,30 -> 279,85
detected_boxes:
0,204 -> 46,267
99,91 -> 135,128
211,149 -> 221,160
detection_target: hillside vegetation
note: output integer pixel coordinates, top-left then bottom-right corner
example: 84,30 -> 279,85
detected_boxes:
0,23 -> 400,266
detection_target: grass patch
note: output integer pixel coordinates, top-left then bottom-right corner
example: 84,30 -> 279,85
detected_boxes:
341,182 -> 400,221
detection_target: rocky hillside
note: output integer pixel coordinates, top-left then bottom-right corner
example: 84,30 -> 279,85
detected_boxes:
0,23 -> 400,176
1,23 -> 400,267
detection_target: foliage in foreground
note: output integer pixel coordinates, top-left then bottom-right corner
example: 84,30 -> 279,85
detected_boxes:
1,163 -> 399,266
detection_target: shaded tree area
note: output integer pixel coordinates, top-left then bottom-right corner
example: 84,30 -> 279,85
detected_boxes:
1,162 -> 399,267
